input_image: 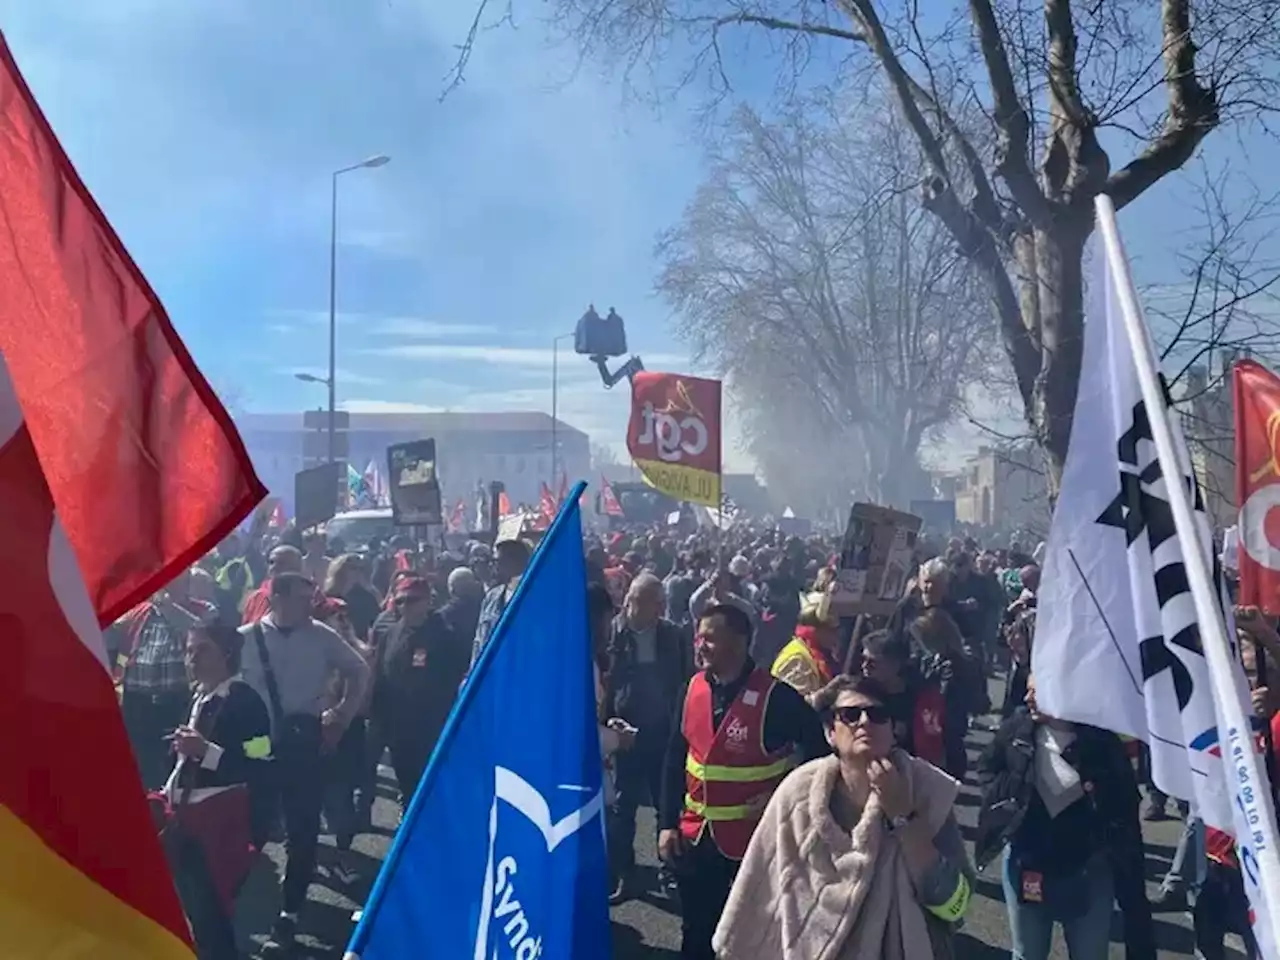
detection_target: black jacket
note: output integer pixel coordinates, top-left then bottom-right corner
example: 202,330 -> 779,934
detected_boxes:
604,617 -> 691,747
974,708 -> 1142,869
440,595 -> 482,645
169,679 -> 273,845
372,612 -> 470,749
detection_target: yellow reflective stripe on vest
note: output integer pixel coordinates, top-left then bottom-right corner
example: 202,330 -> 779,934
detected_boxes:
686,753 -> 792,783
684,796 -> 758,822
242,735 -> 272,760
926,872 -> 971,923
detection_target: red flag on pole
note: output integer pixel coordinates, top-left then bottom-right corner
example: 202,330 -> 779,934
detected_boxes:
1234,359 -> 1280,613
0,37 -> 265,625
557,471 -> 569,506
539,481 -> 557,524
0,354 -> 192,955
447,499 -> 466,533
601,475 -> 625,517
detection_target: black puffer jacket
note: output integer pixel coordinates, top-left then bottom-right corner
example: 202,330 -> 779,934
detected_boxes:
974,707 -> 1139,868
974,708 -> 1155,959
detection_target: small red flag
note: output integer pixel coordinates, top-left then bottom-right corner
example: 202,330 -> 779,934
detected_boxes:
600,475 -> 625,517
498,491 -> 512,518
557,471 -> 569,506
448,499 -> 466,533
1234,359 -> 1280,613
0,37 -> 265,624
539,481 -> 557,523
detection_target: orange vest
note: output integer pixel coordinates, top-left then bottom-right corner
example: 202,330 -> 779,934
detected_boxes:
679,668 -> 794,860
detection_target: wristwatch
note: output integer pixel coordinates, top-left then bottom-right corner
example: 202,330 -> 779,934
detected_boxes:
887,811 -> 917,832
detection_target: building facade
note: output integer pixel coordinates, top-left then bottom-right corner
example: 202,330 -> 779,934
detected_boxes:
952,443 -> 1051,536
235,410 -> 590,518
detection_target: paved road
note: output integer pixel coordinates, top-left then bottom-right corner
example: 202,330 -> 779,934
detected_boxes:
231,689 -> 1246,958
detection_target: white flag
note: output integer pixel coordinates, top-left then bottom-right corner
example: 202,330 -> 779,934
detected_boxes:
1035,235 -> 1278,957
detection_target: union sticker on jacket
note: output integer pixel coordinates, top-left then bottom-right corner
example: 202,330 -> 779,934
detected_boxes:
742,690 -> 759,707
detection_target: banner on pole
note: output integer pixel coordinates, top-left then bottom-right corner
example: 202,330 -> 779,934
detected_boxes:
626,372 -> 722,507
386,439 -> 442,526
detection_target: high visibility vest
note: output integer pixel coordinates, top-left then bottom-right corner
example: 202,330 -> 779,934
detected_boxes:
679,668 -> 794,860
770,635 -> 833,696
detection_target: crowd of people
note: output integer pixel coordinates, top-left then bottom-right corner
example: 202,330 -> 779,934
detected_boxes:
109,516 -> 1274,959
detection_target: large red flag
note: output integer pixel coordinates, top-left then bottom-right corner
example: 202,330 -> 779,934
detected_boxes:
0,355 -> 192,955
1234,359 -> 1280,613
0,37 -> 265,624
626,371 -> 722,508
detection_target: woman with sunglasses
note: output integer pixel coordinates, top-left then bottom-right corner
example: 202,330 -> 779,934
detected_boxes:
715,674 -> 972,960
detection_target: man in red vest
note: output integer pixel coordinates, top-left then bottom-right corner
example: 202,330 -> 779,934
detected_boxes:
657,603 -> 829,960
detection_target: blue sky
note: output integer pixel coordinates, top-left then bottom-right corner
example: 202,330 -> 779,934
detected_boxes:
2,1 -> 732,462
4,2 -> 1276,474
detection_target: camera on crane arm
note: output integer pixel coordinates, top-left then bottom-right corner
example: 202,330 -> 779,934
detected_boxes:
575,304 -> 644,388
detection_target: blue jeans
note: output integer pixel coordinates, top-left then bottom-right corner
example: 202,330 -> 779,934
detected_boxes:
1160,814 -> 1205,896
1002,846 -> 1114,960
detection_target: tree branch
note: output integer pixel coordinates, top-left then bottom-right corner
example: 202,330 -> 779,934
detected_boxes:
709,12 -> 865,44
1104,0 -> 1221,210
966,0 -> 1052,226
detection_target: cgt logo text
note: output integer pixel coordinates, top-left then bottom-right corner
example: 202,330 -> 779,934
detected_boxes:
636,399 -> 708,464
474,767 -> 605,960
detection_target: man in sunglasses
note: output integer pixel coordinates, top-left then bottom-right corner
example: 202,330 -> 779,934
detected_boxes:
658,603 -> 828,960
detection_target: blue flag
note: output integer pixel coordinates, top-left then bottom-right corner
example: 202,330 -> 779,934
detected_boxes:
344,483 -> 610,960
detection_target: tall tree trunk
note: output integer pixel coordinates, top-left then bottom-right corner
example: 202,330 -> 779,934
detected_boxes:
1007,218 -> 1091,498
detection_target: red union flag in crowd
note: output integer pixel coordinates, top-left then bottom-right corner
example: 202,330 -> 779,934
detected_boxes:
0,353 -> 194,956
1235,358 -> 1280,615
626,372 -> 722,507
600,475 -> 625,517
0,35 -> 265,625
0,34 -> 265,956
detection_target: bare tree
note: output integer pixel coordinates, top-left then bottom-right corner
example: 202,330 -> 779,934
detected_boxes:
657,93 -> 997,505
455,0 -> 1280,490
590,441 -> 620,469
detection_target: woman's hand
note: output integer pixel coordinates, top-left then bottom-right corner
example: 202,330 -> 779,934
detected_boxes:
868,756 -> 912,821
172,726 -> 208,760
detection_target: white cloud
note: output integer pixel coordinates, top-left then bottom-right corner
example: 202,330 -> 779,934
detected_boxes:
341,398 -> 441,413
362,343 -> 691,368
373,317 -> 499,339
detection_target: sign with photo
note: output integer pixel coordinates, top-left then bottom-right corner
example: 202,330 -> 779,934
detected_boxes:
832,503 -> 922,617
387,439 -> 443,526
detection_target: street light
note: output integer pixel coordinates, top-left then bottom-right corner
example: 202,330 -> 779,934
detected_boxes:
327,153 -> 391,462
294,372 -> 331,386
551,331 -> 575,490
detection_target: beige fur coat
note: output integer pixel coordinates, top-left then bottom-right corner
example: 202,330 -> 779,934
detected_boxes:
713,752 -> 961,960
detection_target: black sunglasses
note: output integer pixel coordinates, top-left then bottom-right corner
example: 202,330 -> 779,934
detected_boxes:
833,704 -> 891,727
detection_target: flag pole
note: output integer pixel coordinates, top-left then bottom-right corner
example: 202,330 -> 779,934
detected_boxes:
1095,193 -> 1280,924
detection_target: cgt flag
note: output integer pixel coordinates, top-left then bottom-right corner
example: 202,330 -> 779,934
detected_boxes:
344,482 -> 609,960
1234,358 -> 1280,615
626,371 -> 722,507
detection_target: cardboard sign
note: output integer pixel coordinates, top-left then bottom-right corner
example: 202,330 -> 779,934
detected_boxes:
387,439 -> 442,526
832,503 -> 922,617
294,463 -> 342,533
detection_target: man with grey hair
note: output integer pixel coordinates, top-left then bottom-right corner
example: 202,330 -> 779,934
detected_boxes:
604,572 -> 691,903
441,565 -> 483,641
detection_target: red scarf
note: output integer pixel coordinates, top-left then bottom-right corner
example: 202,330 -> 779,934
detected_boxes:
794,625 -> 836,684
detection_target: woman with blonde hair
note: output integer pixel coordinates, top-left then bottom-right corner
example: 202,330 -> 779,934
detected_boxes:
715,674 -> 972,959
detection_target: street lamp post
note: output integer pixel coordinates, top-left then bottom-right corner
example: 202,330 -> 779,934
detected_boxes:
551,331 -> 575,492
327,154 -> 390,463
